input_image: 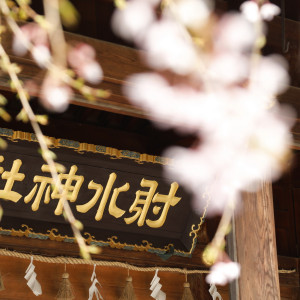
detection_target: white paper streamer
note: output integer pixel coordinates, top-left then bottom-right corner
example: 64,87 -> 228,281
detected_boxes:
209,284 -> 222,300
88,265 -> 103,300
24,257 -> 42,296
150,269 -> 166,300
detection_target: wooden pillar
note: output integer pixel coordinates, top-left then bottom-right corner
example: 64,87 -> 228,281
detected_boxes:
235,181 -> 280,299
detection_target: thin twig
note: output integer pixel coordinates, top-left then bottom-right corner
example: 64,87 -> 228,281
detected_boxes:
0,0 -> 93,259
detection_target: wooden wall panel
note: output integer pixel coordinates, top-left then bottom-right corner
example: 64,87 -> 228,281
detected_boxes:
0,256 -> 187,299
0,255 -> 232,299
1,255 -> 298,299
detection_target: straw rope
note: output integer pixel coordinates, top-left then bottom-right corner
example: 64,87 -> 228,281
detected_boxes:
0,248 -> 296,275
0,249 -> 209,274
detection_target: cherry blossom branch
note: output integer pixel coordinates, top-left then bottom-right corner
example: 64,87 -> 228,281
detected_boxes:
0,0 -> 103,259
0,0 -> 110,107
43,0 -> 67,67
15,0 -> 42,21
112,0 -> 294,286
203,195 -> 236,266
0,40 -> 96,259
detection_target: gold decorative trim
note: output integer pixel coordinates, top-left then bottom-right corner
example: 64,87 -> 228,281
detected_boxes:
0,193 -> 209,257
0,224 -> 201,257
0,194 -> 208,256
0,127 -> 172,165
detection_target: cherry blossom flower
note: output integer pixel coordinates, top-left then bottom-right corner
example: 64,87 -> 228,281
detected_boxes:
206,261 -> 241,286
13,23 -> 49,56
68,43 -> 96,62
12,30 -> 30,56
40,75 -> 72,112
111,0 -> 156,42
13,23 -> 51,68
167,0 -> 213,31
78,61 -> 103,85
119,0 -> 294,287
32,44 -> 51,68
141,19 -> 198,75
125,69 -> 294,215
207,53 -> 250,85
249,55 -> 289,97
68,43 -> 103,84
124,72 -> 208,132
241,1 -> 281,22
213,13 -> 256,53
260,2 -> 281,21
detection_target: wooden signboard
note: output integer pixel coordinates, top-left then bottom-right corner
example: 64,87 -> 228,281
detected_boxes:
0,128 -> 202,257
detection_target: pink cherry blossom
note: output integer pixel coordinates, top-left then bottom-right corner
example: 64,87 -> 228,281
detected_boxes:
213,13 -> 256,53
120,0 -> 295,218
68,43 -> 96,65
249,55 -> 289,96
240,0 -> 260,22
125,69 -> 294,215
206,261 -> 241,286
32,45 -> 51,68
68,43 -> 103,84
167,0 -> 213,30
78,61 -> 103,85
40,75 -> 72,112
260,3 -> 281,21
13,23 -> 49,55
12,23 -> 51,69
141,19 -> 198,75
111,0 -> 155,42
241,1 -> 281,22
12,30 -> 30,56
207,53 -> 250,85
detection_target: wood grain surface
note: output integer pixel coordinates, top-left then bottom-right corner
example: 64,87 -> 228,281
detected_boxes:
235,182 -> 281,300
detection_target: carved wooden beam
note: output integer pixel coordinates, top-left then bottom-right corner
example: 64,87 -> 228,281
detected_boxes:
0,28 -> 148,118
0,234 -> 208,270
0,27 -> 299,143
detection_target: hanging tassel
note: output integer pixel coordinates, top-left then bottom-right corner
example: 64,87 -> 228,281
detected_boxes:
56,266 -> 74,300
181,283 -> 194,300
0,272 -> 5,291
24,256 -> 42,296
150,269 -> 166,300
181,272 -> 194,300
88,265 -> 103,300
119,270 -> 136,300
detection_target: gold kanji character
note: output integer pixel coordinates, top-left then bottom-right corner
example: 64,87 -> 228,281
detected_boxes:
0,156 -> 25,202
124,178 -> 158,227
124,179 -> 181,228
146,182 -> 181,228
25,164 -> 84,214
76,172 -> 130,221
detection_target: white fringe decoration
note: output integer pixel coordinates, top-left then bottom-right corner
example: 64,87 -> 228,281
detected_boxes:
24,256 -> 42,296
209,284 -> 222,300
150,269 -> 166,300
88,265 -> 103,300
